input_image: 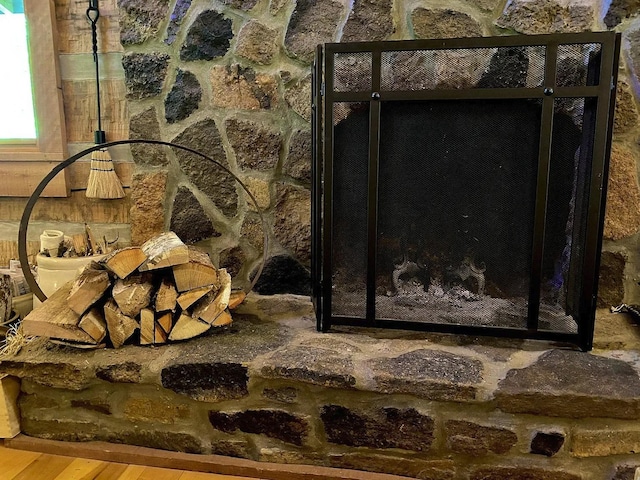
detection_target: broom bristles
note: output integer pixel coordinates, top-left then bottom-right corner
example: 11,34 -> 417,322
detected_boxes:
86,148 -> 125,199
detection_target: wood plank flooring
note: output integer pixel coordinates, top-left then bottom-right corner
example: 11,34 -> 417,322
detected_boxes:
0,445 -> 259,480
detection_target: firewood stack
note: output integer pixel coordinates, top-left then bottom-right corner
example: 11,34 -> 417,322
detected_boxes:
21,232 -> 246,348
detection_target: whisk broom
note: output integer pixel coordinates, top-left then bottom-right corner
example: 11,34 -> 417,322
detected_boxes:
85,0 -> 125,199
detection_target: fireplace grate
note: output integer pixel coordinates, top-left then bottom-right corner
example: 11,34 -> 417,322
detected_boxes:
311,33 -> 620,351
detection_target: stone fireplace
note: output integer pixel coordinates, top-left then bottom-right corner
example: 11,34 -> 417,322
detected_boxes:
3,1 -> 640,479
312,33 -> 620,350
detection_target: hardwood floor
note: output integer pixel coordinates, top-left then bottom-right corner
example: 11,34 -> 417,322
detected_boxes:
0,445 -> 259,480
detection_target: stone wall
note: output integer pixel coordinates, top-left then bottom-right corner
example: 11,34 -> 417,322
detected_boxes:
4,295 -> 640,480
2,0 -> 639,304
116,0 -> 640,299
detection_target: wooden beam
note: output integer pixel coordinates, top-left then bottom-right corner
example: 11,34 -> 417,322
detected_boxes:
4,435 -> 413,480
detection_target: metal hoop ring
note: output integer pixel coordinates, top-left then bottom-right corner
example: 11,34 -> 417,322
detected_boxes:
18,139 -> 269,301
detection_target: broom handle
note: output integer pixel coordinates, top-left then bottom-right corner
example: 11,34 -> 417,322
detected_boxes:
86,1 -> 105,143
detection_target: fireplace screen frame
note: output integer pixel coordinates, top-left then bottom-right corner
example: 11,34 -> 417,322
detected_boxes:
311,32 -> 621,351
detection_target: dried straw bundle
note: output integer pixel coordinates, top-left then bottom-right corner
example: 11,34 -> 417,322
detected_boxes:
86,148 -> 125,199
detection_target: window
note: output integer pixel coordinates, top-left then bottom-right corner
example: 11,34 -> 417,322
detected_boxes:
0,0 -> 68,196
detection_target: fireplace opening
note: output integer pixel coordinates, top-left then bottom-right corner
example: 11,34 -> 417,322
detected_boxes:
312,33 -> 621,350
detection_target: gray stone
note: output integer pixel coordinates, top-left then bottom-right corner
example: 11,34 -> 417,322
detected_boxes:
170,186 -> 219,244
612,464 -> 640,480
273,184 -> 311,265
21,418 -> 101,443
464,0 -> 502,12
96,362 -> 142,383
180,10 -> 233,62
122,53 -> 171,100
614,80 -> 640,135
495,0 -> 595,34
263,387 -> 298,403
259,346 -> 355,389
226,119 -> 283,171
211,440 -> 253,459
211,65 -> 279,110
108,429 -> 206,454
130,170 -> 168,246
119,0 -> 170,46
251,253 -> 311,296
411,8 -> 482,39
496,349 -> 640,419
477,47 -> 529,88
172,119 -> 238,217
283,130 -> 311,184
241,213 -> 265,253
321,405 -> 434,451
604,0 -> 640,28
165,69 -> 202,123
284,0 -> 344,62
209,409 -> 309,446
329,453 -> 455,480
0,361 -> 89,391
284,76 -> 312,121
269,0 -> 288,15
598,251 -> 626,308
530,431 -> 565,456
603,144 -> 640,241
342,0 -> 395,42
165,313 -> 293,365
129,107 -> 168,167
624,22 -> 640,98
220,0 -> 258,10
235,21 -> 278,65
369,349 -> 483,402
161,362 -> 249,402
165,0 -> 192,45
70,398 -> 112,415
470,466 -> 581,480
219,246 -> 245,278
445,420 -> 517,455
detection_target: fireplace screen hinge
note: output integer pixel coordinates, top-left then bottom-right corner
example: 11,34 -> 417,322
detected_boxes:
320,83 -> 325,96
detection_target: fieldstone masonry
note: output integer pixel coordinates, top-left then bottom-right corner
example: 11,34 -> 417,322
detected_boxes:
8,1 -> 640,479
114,0 -> 640,303
4,296 -> 640,479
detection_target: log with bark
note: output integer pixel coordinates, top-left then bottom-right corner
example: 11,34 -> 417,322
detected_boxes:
20,232 -> 247,349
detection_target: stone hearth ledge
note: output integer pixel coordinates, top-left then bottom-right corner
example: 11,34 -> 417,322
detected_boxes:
2,295 -> 640,479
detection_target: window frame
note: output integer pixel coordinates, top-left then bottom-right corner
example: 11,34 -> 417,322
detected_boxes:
0,0 -> 69,197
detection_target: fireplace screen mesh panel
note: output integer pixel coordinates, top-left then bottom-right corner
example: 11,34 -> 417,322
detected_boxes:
312,33 -> 620,350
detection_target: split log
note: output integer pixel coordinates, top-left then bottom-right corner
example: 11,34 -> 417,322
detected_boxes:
155,277 -> 177,312
112,274 -> 153,318
72,233 -> 88,256
154,321 -> 168,344
168,312 -> 211,341
102,246 -> 147,279
78,307 -> 107,343
139,232 -> 189,271
66,263 -> 110,315
157,311 -> 173,335
176,285 -> 214,311
212,309 -> 233,327
172,247 -> 218,292
228,291 -> 247,310
22,283 -> 96,344
140,308 -> 155,345
0,375 -> 20,438
104,299 -> 139,349
193,269 -> 231,325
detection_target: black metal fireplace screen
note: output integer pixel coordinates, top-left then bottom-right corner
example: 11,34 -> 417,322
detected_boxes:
311,32 -> 620,350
